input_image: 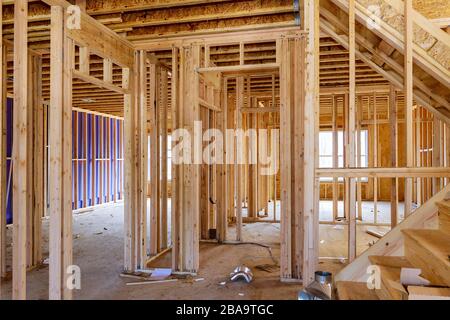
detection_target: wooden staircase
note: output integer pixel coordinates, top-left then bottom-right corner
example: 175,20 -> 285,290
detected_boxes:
336,198 -> 450,300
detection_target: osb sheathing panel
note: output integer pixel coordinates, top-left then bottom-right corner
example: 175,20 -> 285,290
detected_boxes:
119,0 -> 293,25
358,0 -> 450,70
359,0 -> 450,19
413,0 -> 450,19
127,13 -> 295,39
429,42 -> 450,70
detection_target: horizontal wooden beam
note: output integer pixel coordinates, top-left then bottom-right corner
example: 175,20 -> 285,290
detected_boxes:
316,167 -> 450,178
240,107 -> 278,113
134,26 -> 304,50
42,0 -> 135,68
72,69 -> 129,94
198,98 -> 221,112
71,107 -> 124,120
197,63 -> 279,75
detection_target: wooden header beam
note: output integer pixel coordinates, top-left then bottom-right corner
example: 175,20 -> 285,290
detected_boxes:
134,26 -> 306,50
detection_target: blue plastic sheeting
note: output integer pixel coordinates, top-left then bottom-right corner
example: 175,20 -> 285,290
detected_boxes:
4,104 -> 124,224
6,98 -> 13,224
71,111 -> 123,209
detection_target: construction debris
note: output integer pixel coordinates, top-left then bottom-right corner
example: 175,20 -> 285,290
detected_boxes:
298,271 -> 333,300
230,266 -> 254,283
126,279 -> 178,286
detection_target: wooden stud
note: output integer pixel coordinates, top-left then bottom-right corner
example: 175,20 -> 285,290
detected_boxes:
303,0 -> 320,285
347,0 -> 356,262
79,47 -> 90,74
239,42 -> 245,66
404,0 -> 413,217
171,47 -> 181,270
216,77 -> 228,242
332,95 -> 339,222
279,36 -> 310,281
33,55 -> 44,266
123,64 -> 136,272
182,45 -> 201,272
12,0 -> 28,300
137,50 -> 147,268
103,58 -> 113,83
432,118 -> 441,194
49,5 -> 74,300
373,93 -> 378,224
62,35 -> 74,300
0,7 -> 6,280
149,63 -> 160,255
389,86 -> 398,228
235,76 -> 244,241
200,106 -> 209,239
160,68 -> 168,249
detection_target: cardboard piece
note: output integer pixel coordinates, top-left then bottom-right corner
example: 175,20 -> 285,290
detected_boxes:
400,268 -> 431,286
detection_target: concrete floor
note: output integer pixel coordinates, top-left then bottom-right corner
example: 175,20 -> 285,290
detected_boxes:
0,200 -> 387,300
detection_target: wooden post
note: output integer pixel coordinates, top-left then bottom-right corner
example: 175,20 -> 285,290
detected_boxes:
149,63 -> 160,255
432,118 -> 441,194
172,45 -> 201,273
332,95 -> 339,221
279,36 -> 309,281
235,76 -> 244,241
32,55 -> 44,267
389,86 -> 398,227
348,0 -> 357,262
356,96 -> 363,221
248,107 -> 257,218
373,93 -> 378,224
171,47 -> 181,270
404,0 -> 413,217
160,69 -> 168,249
61,34 -> 74,300
200,107 -> 210,239
123,64 -> 136,272
137,50 -> 148,267
415,108 -> 422,205
79,47 -> 89,74
303,0 -> 320,285
271,76 -> 277,223
12,0 -> 28,300
49,5 -> 74,300
216,77 -> 228,242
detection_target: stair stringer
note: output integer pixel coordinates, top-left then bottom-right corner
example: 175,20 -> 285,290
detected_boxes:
335,183 -> 450,283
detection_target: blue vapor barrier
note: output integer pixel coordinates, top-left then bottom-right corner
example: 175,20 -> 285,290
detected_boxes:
71,111 -> 124,210
6,98 -> 13,224
4,103 -> 124,224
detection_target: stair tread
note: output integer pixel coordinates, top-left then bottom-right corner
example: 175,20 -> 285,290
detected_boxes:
403,229 -> 450,287
368,256 -> 412,299
402,229 -> 450,267
407,286 -> 450,300
336,281 -> 379,300
369,256 -> 413,269
376,264 -> 405,300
